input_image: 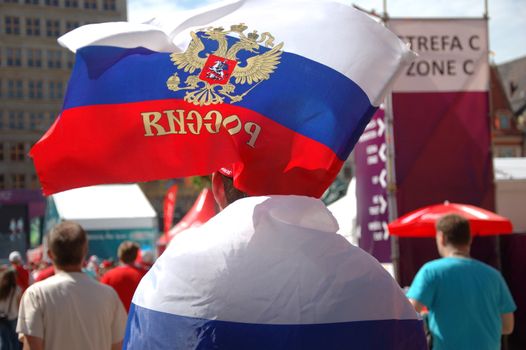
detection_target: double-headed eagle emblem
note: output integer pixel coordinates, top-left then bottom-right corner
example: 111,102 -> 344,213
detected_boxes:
167,24 -> 284,106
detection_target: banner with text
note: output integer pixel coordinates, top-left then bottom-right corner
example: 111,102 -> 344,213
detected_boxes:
389,19 -> 494,285
355,109 -> 391,263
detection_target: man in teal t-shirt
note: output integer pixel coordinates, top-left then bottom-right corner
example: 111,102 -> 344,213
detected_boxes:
407,214 -> 516,350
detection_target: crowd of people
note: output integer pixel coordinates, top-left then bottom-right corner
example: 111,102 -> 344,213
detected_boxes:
0,211 -> 517,349
0,224 -> 153,350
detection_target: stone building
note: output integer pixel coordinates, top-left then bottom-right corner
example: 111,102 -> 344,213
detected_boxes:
0,0 -> 127,190
490,65 -> 524,157
498,56 -> 526,156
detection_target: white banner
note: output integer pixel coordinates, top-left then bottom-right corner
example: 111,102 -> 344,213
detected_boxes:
389,19 -> 489,93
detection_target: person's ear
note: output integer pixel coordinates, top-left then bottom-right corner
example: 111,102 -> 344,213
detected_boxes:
47,249 -> 55,261
437,231 -> 446,246
211,172 -> 228,210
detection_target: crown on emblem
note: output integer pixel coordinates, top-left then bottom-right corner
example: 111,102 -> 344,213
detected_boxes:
230,23 -> 248,33
247,30 -> 259,41
167,23 -> 284,106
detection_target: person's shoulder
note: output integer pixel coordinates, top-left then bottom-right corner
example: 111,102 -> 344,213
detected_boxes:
100,266 -> 118,280
23,274 -> 60,298
419,258 -> 446,270
88,276 -> 121,297
468,259 -> 503,277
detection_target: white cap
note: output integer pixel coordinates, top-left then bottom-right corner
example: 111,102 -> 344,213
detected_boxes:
9,251 -> 22,263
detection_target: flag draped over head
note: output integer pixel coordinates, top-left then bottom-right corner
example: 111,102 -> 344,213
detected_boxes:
125,196 -> 427,349
31,0 -> 413,197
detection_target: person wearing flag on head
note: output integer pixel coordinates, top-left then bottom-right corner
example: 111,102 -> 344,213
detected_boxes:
29,0 -> 427,349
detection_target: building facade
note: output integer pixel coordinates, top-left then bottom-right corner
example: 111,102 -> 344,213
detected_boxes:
498,56 -> 526,156
0,0 -> 127,190
490,65 -> 524,158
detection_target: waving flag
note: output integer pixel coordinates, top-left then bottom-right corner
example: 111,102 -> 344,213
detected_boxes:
125,196 -> 426,349
30,0 -> 413,197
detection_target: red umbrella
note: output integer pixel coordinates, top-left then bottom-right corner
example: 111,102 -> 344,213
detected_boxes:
388,201 -> 513,237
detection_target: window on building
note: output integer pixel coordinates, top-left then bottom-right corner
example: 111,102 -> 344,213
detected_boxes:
103,0 -> 116,10
29,112 -> 46,130
6,47 -> 22,66
10,143 -> 25,162
496,146 -> 518,158
8,112 -> 16,129
31,174 -> 40,189
49,81 -> 64,99
49,112 -> 59,125
65,21 -> 80,32
8,111 -> 22,129
8,111 -> 25,129
46,19 -> 60,37
11,174 -> 26,189
66,51 -> 75,69
5,16 -> 21,35
7,80 -> 23,99
65,0 -> 78,7
0,175 -> 5,190
47,50 -> 62,68
0,111 -> 3,130
27,48 -> 42,67
38,113 -> 46,129
29,113 -> 37,130
28,80 -> 43,99
4,0 -> 19,4
26,18 -> 41,36
498,114 -> 511,130
25,0 -> 40,4
84,0 -> 97,9
45,0 -> 59,6
0,143 -> 4,161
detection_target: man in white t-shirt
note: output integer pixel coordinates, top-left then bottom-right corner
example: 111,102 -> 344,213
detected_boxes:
17,221 -> 127,350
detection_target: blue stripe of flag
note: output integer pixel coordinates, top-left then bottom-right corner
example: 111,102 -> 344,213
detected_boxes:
124,303 -> 427,350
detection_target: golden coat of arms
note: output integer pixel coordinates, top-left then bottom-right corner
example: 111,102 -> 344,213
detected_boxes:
166,24 -> 284,106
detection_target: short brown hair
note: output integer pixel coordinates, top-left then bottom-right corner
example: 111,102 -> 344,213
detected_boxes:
220,174 -> 247,205
118,241 -> 140,264
49,221 -> 87,267
436,214 -> 471,246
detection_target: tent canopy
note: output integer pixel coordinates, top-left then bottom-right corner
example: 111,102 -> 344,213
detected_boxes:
51,184 -> 157,230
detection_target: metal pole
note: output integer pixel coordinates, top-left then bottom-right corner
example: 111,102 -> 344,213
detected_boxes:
483,0 -> 488,19
383,0 -> 388,19
381,16 -> 400,283
384,91 -> 400,283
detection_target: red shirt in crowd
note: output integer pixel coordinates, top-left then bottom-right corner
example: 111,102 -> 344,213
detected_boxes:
34,265 -> 55,282
12,263 -> 30,292
100,264 -> 145,312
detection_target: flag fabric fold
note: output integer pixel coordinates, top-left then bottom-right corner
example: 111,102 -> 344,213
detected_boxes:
125,195 -> 426,349
31,0 -> 414,197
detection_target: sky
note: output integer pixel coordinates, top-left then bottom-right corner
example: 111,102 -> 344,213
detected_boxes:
127,0 -> 526,64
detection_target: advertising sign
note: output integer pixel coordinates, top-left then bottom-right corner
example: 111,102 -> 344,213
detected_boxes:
355,109 -> 391,262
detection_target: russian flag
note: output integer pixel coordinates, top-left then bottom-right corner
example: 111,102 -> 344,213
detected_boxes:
30,0 -> 413,197
125,196 -> 426,349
